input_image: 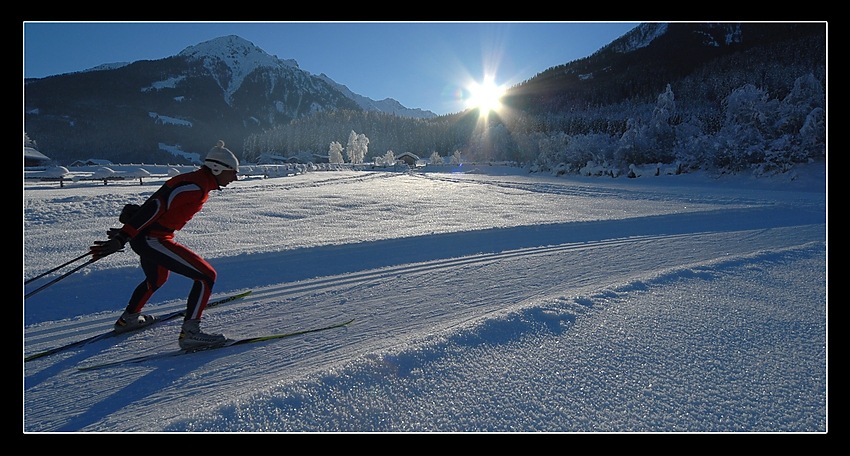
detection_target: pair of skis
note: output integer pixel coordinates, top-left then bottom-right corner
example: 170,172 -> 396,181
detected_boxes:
77,318 -> 355,371
26,288 -> 355,370
25,290 -> 253,362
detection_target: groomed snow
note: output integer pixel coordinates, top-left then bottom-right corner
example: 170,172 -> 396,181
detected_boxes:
24,164 -> 827,433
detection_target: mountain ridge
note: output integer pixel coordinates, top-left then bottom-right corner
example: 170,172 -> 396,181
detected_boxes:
29,35 -> 436,118
25,23 -> 825,170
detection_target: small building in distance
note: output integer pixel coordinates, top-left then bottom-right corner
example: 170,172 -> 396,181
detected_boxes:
70,158 -> 113,167
24,147 -> 51,167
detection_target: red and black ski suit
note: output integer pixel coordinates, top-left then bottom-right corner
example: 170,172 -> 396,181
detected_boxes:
115,167 -> 222,321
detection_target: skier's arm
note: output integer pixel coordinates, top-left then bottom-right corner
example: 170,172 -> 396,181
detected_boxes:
90,189 -> 166,259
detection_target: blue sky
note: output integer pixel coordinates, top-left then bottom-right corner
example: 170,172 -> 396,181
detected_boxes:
23,21 -> 639,116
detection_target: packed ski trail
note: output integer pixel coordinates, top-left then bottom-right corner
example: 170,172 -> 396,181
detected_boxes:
23,166 -> 827,432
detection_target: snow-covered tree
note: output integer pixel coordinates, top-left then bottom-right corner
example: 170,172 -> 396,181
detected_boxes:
429,151 -> 444,165
567,133 -> 618,174
345,131 -> 357,163
537,131 -> 570,172
715,84 -> 770,171
798,106 -> 825,158
357,134 -> 369,163
382,150 -> 396,166
777,73 -> 826,162
345,130 -> 370,164
328,141 -> 344,164
778,73 -> 825,132
672,114 -> 711,171
650,84 -> 677,154
615,85 -> 677,166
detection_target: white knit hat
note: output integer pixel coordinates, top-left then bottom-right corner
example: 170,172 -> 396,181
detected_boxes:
204,140 -> 239,175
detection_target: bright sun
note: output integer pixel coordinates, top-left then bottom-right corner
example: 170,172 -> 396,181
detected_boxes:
465,78 -> 506,115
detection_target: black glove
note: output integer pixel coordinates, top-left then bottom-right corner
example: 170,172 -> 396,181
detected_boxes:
90,232 -> 129,260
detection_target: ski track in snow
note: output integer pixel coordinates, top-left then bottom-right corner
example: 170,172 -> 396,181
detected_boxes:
23,167 -> 826,432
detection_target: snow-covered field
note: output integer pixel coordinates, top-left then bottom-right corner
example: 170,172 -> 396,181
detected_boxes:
23,164 -> 827,433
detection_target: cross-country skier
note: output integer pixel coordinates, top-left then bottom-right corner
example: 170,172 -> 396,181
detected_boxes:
89,140 -> 239,349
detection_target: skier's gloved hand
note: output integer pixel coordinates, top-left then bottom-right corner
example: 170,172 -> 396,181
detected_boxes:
106,227 -> 122,238
90,232 -> 129,260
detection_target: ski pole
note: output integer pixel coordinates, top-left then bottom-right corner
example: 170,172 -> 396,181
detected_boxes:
24,251 -> 92,285
25,256 -> 98,299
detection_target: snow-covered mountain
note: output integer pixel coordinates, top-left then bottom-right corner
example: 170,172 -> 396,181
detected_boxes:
24,35 -> 436,164
175,35 -> 300,105
316,73 -> 437,119
80,35 -> 436,118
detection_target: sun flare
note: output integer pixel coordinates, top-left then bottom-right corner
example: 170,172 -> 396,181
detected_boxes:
465,78 -> 506,115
